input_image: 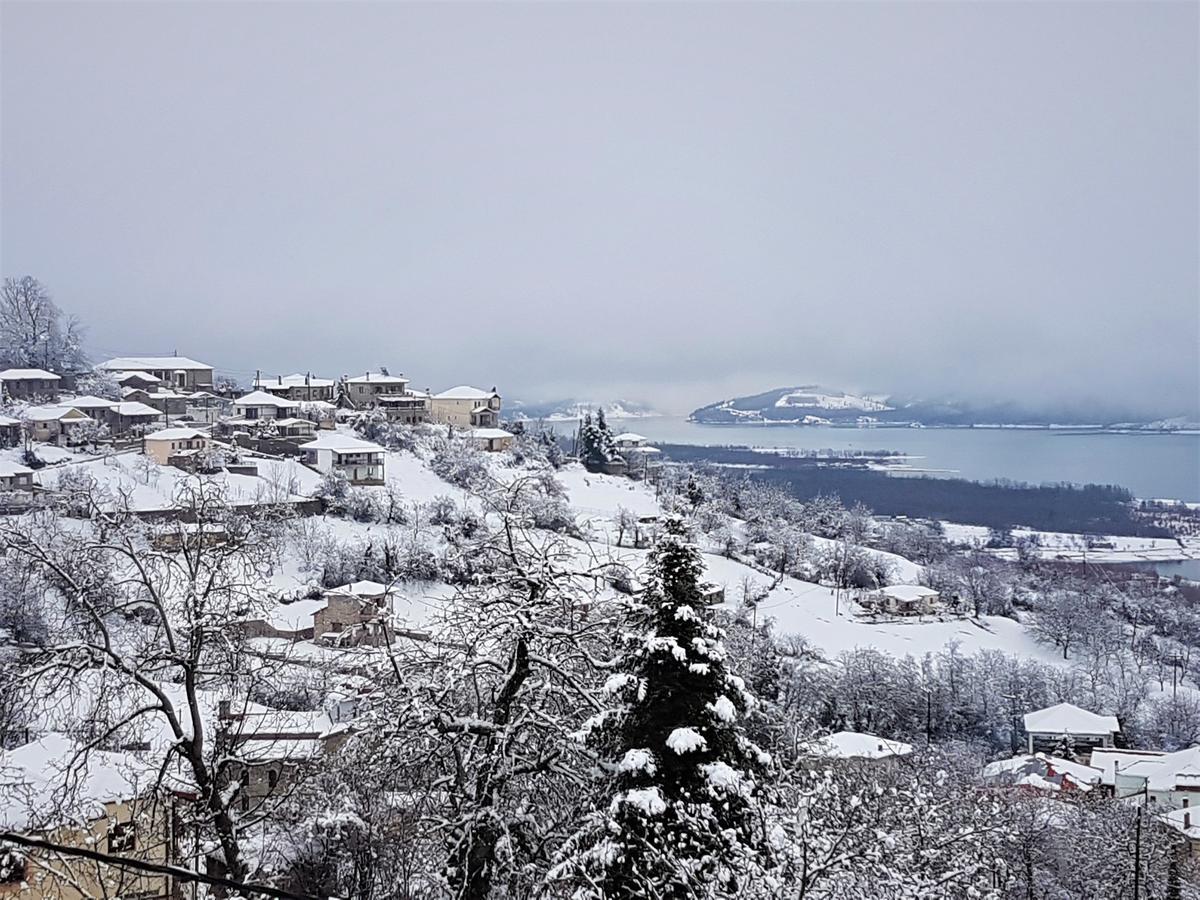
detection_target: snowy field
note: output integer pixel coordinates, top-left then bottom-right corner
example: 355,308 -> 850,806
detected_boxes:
942,521 -> 1200,564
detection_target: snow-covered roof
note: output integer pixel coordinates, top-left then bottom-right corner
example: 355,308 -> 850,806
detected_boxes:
23,406 -> 92,422
434,385 -> 496,400
299,432 -> 384,453
63,394 -> 118,409
875,584 -> 939,601
1098,745 -> 1200,793
113,370 -> 161,383
328,580 -> 391,597
272,417 -> 316,428
0,732 -> 156,830
234,390 -> 300,408
615,432 -> 648,443
806,731 -> 913,760
255,373 -> 336,389
98,356 -> 212,372
0,461 -> 33,477
1089,748 -> 1168,787
300,400 -> 337,411
982,753 -> 1102,790
472,428 -> 514,440
263,598 -> 327,632
144,427 -> 209,441
1161,807 -> 1200,840
122,387 -> 187,400
346,372 -> 409,384
1023,702 -> 1119,736
111,401 -> 161,417
0,415 -> 19,427
0,367 -> 60,381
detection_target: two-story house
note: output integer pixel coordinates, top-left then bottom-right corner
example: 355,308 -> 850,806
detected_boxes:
254,373 -> 337,402
379,390 -> 432,425
97,356 -> 214,391
431,386 -> 502,428
342,371 -> 411,409
23,406 -> 95,445
232,389 -> 301,420
0,368 -> 61,401
60,396 -> 161,435
142,427 -> 211,465
299,432 -> 385,485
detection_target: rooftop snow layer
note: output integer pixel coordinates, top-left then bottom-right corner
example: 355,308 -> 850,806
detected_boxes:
1023,702 -> 1119,736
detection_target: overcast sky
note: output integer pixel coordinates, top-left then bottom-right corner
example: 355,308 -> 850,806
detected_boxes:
2,1 -> 1197,416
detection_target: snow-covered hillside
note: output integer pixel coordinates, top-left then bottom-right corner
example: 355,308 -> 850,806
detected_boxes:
773,388 -> 891,413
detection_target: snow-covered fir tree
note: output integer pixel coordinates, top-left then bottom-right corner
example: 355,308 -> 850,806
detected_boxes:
550,515 -> 774,898
579,409 -> 616,468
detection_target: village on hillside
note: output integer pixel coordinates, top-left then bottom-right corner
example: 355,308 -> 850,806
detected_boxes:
3,340 -> 1200,898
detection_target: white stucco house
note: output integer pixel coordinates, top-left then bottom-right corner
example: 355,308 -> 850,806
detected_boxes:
299,432 -> 385,485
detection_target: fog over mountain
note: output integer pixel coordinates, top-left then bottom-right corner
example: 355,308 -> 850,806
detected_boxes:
2,2 -> 1196,418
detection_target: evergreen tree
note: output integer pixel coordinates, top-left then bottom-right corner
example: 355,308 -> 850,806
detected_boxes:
595,408 -> 616,456
551,516 -> 773,898
1053,730 -> 1077,761
580,410 -> 614,467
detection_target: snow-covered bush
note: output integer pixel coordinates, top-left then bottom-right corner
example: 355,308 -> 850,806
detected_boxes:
431,434 -> 490,489
426,494 -> 458,526
54,466 -> 102,517
516,477 -> 576,535
313,469 -> 350,506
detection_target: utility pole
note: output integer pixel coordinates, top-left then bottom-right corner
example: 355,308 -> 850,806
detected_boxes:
1132,803 -> 1142,900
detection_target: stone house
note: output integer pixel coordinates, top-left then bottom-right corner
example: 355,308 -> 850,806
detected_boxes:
472,427 -> 515,452
97,355 -> 214,391
254,372 -> 336,402
343,371 -> 411,408
866,583 -> 940,616
105,400 -> 163,434
0,460 -> 34,491
23,406 -> 95,444
0,734 -> 171,900
113,370 -> 162,391
0,368 -> 61,401
379,391 -> 432,424
312,580 -> 395,646
232,389 -> 301,420
122,386 -> 189,417
431,385 -> 502,427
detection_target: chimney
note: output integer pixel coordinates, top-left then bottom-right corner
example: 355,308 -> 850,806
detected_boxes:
1186,812 -> 1191,830
277,375 -> 282,385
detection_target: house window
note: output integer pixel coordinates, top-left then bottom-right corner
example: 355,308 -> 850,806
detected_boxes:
267,768 -> 279,789
108,820 -> 136,853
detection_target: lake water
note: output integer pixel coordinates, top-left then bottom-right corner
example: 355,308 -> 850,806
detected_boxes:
1140,560 -> 1200,580
577,417 -> 1200,502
